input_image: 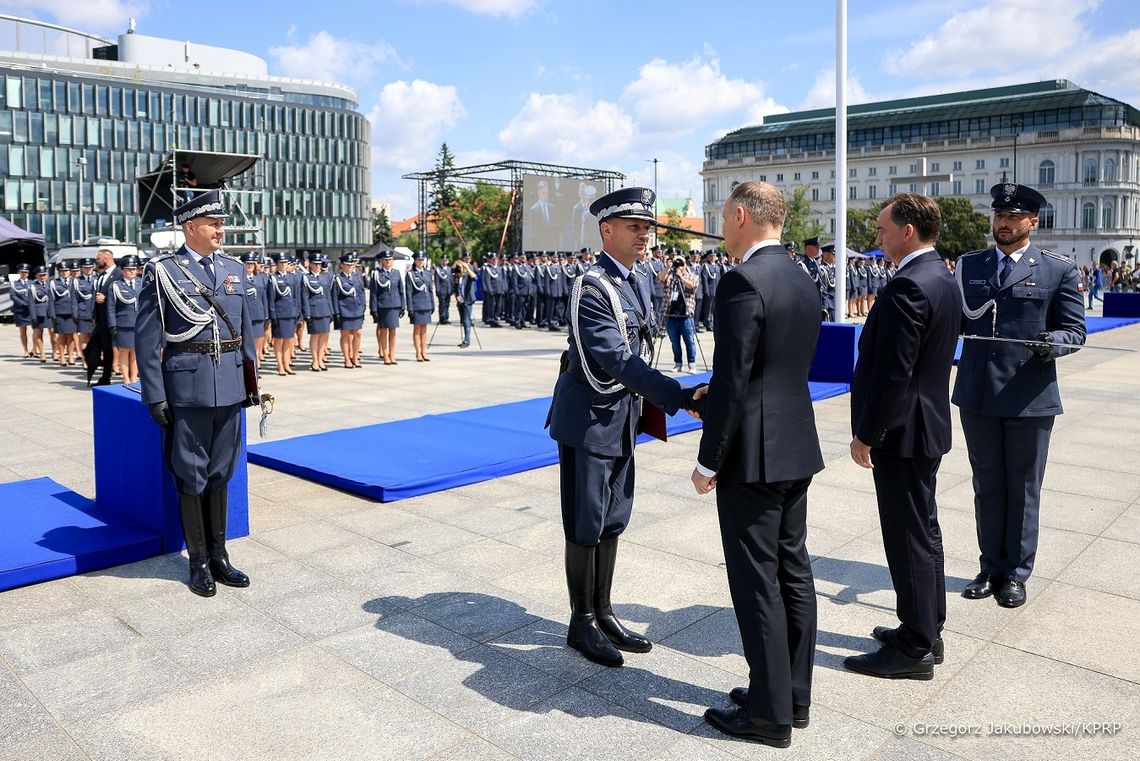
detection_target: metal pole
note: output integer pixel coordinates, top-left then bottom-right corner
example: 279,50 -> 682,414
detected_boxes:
77,156 -> 87,243
834,0 -> 848,324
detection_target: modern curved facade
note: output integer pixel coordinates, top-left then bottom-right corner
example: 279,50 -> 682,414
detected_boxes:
0,15 -> 371,254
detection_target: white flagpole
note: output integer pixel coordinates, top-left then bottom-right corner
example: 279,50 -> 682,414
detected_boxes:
835,0 -> 848,324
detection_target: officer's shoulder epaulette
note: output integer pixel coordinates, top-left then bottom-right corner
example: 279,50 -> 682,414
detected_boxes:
216,251 -> 241,264
959,249 -> 988,258
1039,248 -> 1070,262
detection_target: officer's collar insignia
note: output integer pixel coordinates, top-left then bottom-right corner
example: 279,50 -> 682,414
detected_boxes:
1028,257 -> 1035,264
181,259 -> 190,266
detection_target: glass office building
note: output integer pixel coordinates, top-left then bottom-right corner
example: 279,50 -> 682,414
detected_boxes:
0,16 -> 371,254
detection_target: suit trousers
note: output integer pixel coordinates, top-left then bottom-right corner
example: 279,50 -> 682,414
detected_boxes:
870,453 -> 946,658
164,404 -> 242,496
716,478 -> 816,725
959,409 -> 1054,583
557,443 -> 634,546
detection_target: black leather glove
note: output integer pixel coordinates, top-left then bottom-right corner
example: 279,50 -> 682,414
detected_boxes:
400,309 -> 406,318
1028,331 -> 1053,358
372,312 -> 379,324
110,327 -> 118,337
333,316 -> 342,330
148,401 -> 173,427
684,383 -> 709,416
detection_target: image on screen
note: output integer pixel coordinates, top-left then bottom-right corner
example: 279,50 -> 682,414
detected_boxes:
521,174 -> 605,252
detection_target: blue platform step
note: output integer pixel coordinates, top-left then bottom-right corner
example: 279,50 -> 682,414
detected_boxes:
0,477 -> 162,592
247,375 -> 850,503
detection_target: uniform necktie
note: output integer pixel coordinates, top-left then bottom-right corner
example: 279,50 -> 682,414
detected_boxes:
201,255 -> 214,285
999,255 -> 1014,286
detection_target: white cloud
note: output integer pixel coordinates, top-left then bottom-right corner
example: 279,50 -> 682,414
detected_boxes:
623,154 -> 702,204
498,93 -> 635,164
887,0 -> 1100,78
798,67 -> 872,110
269,29 -> 403,86
622,51 -> 785,137
413,0 -> 538,18
368,80 -> 468,173
0,0 -> 147,31
1062,28 -> 1140,104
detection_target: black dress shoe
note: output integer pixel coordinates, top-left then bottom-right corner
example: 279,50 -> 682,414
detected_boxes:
996,578 -> 1027,608
962,572 -> 997,600
728,688 -> 808,728
844,643 -> 934,680
704,706 -> 792,748
872,626 -> 944,665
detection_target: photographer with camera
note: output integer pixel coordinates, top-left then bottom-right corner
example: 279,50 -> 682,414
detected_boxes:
657,253 -> 700,372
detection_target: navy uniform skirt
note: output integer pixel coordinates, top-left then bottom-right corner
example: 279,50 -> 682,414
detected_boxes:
272,317 -> 299,339
32,314 -> 50,329
55,316 -> 78,334
375,307 -> 400,329
13,310 -> 32,327
113,327 -> 135,350
409,309 -> 432,326
339,316 -> 364,330
307,316 -> 332,334
77,319 -> 95,333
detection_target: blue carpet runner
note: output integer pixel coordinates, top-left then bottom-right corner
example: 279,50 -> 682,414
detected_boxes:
247,374 -> 851,502
0,477 -> 162,592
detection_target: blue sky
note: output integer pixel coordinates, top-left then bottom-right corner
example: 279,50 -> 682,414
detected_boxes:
4,0 -> 1139,218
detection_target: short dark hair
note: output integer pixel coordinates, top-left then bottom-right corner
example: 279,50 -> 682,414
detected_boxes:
883,193 -> 941,243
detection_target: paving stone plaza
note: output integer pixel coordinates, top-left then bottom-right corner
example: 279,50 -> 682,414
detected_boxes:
1,315 -> 1138,761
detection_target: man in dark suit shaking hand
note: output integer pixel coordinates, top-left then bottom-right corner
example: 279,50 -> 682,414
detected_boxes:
691,181 -> 824,748
846,193 -> 962,680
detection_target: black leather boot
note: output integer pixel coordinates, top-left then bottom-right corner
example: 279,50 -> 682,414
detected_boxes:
179,493 -> 216,597
594,537 -> 652,653
565,542 -> 623,667
203,489 -> 250,588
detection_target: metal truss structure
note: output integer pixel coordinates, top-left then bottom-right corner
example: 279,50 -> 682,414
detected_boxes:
402,160 -> 625,255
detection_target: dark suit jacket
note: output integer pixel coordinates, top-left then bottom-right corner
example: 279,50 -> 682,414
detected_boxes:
951,243 -> 1085,417
697,244 -> 824,484
851,250 -> 962,457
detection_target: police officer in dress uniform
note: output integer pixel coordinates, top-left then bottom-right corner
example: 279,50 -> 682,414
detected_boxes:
48,263 -> 79,366
512,253 -> 535,328
10,263 -> 32,357
699,251 -> 720,331
819,243 -> 838,321
433,254 -> 453,324
648,245 -> 666,326
107,256 -> 142,383
952,183 -> 1086,608
480,252 -> 504,327
332,252 -> 366,368
301,254 -> 334,371
370,250 -> 406,365
135,190 -> 256,598
242,253 -> 269,364
406,251 -> 435,361
546,187 -> 705,667
268,253 -> 301,375
74,259 -> 97,360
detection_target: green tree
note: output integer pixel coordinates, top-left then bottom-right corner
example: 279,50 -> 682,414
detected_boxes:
395,231 -> 420,251
451,182 -> 513,258
659,208 -> 691,251
935,197 -> 990,258
846,203 -> 881,253
371,206 -> 393,246
428,142 -> 459,256
782,186 -> 825,247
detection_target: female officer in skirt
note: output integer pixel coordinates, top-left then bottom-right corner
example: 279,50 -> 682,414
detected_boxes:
28,266 -> 51,362
242,253 -> 269,364
370,251 -> 405,365
10,263 -> 32,357
268,253 -> 301,375
405,251 -> 435,361
107,256 -> 141,383
332,252 -> 366,368
48,262 -> 79,366
301,254 -> 334,371
74,259 -> 98,364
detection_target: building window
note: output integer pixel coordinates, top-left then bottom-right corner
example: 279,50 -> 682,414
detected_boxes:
999,157 -> 1010,168
829,187 -> 836,200
1082,158 -> 1097,184
811,188 -> 819,201
830,218 -> 836,234
776,173 -> 784,182
952,161 -> 962,171
868,167 -> 877,176
930,182 -> 940,196
793,172 -> 801,181
868,185 -> 877,199
975,179 -> 986,194
829,170 -> 835,178
976,160 -> 986,170
888,165 -> 897,175
1038,203 -> 1055,230
909,164 -> 918,174
849,168 -> 857,177
952,180 -> 961,194
758,174 -> 766,182
849,186 -> 857,199
1104,157 -> 1116,182
1103,202 -> 1115,229
930,162 -> 940,172
811,170 -> 819,179
1081,202 -> 1096,230
909,183 -> 918,192
1039,160 -> 1055,185
888,183 -> 898,195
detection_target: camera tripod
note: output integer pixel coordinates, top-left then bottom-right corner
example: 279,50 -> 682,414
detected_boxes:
428,304 -> 483,350
650,290 -> 709,373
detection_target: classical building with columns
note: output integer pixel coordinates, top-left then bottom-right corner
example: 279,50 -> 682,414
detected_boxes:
701,80 -> 1140,266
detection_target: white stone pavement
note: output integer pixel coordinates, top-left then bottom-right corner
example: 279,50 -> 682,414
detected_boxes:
0,311 -> 1138,761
